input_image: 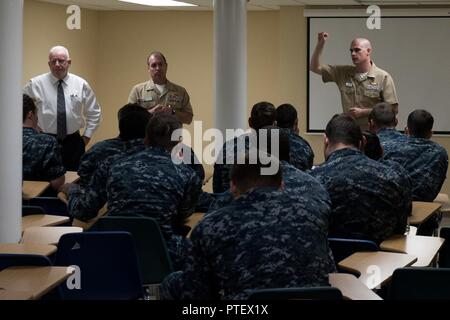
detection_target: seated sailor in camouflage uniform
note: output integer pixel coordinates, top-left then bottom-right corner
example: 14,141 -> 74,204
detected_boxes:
310,113 -> 411,243
212,101 -> 276,193
161,154 -> 335,300
276,103 -> 314,171
77,103 -> 148,187
22,94 -> 66,191
374,108 -> 448,202
64,104 -> 151,202
209,126 -> 330,217
79,104 -> 204,188
368,102 -> 406,149
65,114 -> 202,269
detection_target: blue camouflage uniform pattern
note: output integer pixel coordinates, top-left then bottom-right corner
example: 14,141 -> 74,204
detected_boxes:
160,142 -> 210,213
69,145 -> 202,269
175,143 -> 205,182
380,131 -> 448,202
379,158 -> 413,216
77,138 -> 125,187
206,190 -> 233,213
310,148 -> 411,243
160,184 -> 336,300
23,127 -> 66,181
376,127 -> 406,148
78,139 -> 204,187
209,160 -> 330,214
282,128 -> 314,171
68,138 -> 145,218
213,133 -> 252,193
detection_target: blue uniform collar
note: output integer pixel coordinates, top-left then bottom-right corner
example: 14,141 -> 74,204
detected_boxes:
23,127 -> 39,135
326,147 -> 361,162
234,186 -> 282,203
147,146 -> 172,156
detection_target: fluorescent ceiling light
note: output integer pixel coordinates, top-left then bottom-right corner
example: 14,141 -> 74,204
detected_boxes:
119,0 -> 196,6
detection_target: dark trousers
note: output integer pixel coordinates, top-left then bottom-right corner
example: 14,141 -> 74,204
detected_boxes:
48,131 -> 85,171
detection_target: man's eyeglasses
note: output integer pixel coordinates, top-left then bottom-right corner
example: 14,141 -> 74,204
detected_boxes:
49,59 -> 68,65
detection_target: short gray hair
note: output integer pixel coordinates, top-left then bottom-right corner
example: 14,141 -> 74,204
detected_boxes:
48,46 -> 70,60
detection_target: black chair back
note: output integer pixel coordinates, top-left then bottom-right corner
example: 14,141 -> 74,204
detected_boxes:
388,267 -> 450,300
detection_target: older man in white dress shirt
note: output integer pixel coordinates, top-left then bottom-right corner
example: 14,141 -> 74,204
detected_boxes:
24,46 -> 101,171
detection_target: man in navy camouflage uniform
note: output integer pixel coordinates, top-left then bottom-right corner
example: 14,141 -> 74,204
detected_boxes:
23,94 -> 66,191
213,101 -> 276,193
61,105 -> 151,217
65,114 -> 202,269
276,104 -> 314,171
161,154 -> 335,300
77,103 -> 149,187
78,104 -> 204,187
310,114 -> 411,243
209,126 -> 330,217
368,102 -> 406,151
373,108 -> 448,202
373,109 -> 448,235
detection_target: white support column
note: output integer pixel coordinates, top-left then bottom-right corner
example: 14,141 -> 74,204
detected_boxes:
0,0 -> 23,242
214,0 -> 247,136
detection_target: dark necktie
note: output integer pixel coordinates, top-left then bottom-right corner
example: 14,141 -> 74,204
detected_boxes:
57,80 -> 67,141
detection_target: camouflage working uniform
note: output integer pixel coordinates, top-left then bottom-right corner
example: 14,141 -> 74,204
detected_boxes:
310,148 -> 411,243
381,131 -> 448,201
161,185 -> 335,300
77,138 -> 125,187
209,161 -> 330,214
68,145 -> 202,269
213,133 -> 252,193
23,127 -> 66,181
282,128 -> 314,171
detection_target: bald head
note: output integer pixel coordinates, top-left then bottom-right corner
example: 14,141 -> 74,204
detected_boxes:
351,38 -> 372,50
350,38 -> 372,68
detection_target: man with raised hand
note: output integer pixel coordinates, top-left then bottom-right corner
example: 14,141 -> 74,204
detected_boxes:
310,32 -> 398,129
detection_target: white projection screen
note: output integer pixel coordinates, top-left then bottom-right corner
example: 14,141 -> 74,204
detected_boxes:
307,16 -> 450,134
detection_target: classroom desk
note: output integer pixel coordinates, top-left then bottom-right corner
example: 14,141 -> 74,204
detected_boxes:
409,201 -> 442,226
21,226 -> 82,245
338,251 -> 417,290
434,193 -> 450,214
0,289 -> 34,300
22,181 -> 50,200
22,214 -> 70,230
328,273 -> 382,300
0,243 -> 57,256
64,171 -> 80,184
0,266 -> 73,300
380,235 -> 445,267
